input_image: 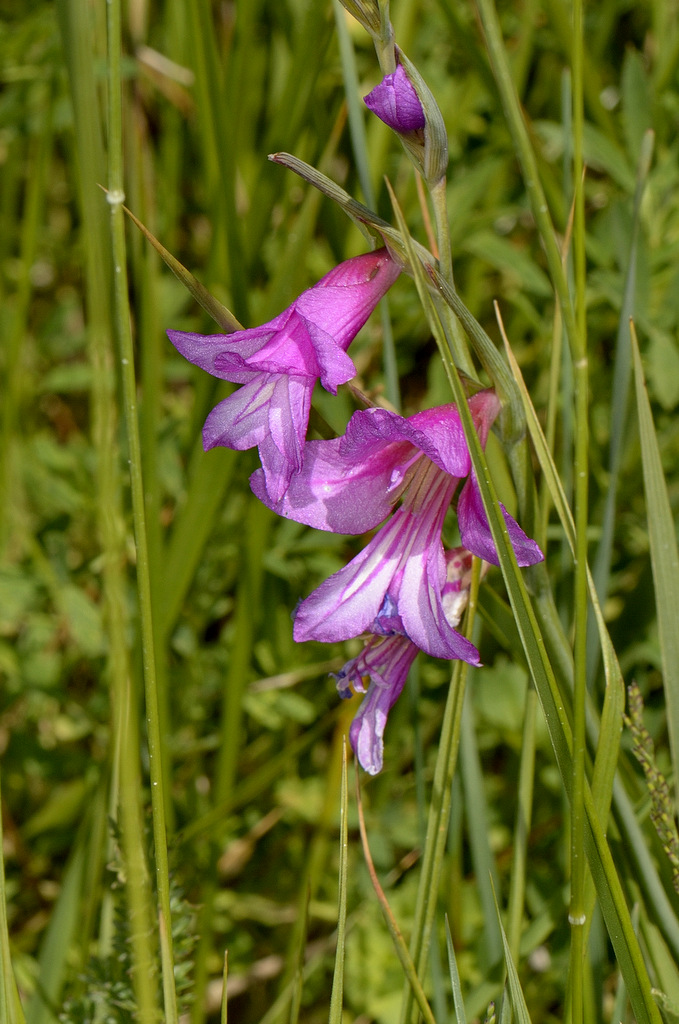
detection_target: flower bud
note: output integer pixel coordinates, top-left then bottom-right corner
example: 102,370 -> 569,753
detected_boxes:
364,63 -> 425,133
364,49 -> 449,185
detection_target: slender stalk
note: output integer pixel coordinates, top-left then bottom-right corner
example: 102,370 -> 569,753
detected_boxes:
106,2 -> 177,1020
568,2 -> 589,1021
400,560 -> 481,1024
506,686 -> 537,963
333,0 -> 400,410
429,179 -> 475,376
356,772 -> 438,1024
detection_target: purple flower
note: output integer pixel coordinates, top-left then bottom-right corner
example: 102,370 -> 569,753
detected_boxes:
337,634 -> 418,775
337,548 -> 476,774
364,64 -> 425,133
167,249 -> 400,503
252,391 -> 543,659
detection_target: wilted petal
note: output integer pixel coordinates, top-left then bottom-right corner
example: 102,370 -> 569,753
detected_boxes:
364,64 -> 426,133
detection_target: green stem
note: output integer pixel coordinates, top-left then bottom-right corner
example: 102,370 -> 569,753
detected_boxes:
106,2 -> 177,1020
569,1 -> 588,1020
400,560 -> 480,1024
333,0 -> 401,410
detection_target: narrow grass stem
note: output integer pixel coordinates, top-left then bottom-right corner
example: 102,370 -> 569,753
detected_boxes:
569,2 -> 589,1020
375,1 -> 396,72
106,2 -> 177,1020
399,560 -> 481,1024
472,0 -> 580,356
356,772 -> 438,1024
506,686 -> 538,963
333,0 -> 400,410
429,178 -> 474,375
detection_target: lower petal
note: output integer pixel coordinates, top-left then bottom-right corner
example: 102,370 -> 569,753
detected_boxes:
202,377 -> 276,451
458,475 -> 544,567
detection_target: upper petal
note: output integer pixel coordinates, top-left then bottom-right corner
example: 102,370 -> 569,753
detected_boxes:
339,405 -> 470,478
168,325 -> 279,381
296,248 -> 401,356
250,432 -> 414,533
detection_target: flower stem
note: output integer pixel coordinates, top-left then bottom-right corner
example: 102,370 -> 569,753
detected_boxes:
400,559 -> 481,1024
568,0 -> 589,1018
106,1 -> 177,1019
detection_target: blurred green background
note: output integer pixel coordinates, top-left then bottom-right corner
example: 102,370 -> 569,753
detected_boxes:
2,1 -> 679,1022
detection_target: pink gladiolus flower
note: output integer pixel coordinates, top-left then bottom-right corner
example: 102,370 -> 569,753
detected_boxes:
252,391 -> 542,660
364,64 -> 425,133
167,249 -> 400,502
337,548 -> 477,774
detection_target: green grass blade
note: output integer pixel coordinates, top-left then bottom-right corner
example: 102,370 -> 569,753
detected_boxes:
157,443 -> 237,642
121,203 -> 243,332
491,884 -> 532,1024
632,322 -> 679,807
505,686 -> 538,962
25,837 -> 86,1024
588,130 -> 654,684
460,694 -> 503,967
444,916 -> 467,1024
328,741 -> 349,1024
0,767 -> 27,1024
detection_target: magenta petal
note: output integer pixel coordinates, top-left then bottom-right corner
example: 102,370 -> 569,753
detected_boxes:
168,326 -> 275,381
296,250 -> 401,357
399,542 -> 482,663
259,376 -> 313,502
457,475 -> 544,567
202,378 -> 276,450
364,64 -> 425,133
293,525 -> 403,644
342,635 -> 418,774
250,434 -> 414,533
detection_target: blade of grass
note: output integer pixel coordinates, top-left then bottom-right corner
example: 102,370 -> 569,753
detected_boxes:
444,917 -> 467,1024
0,766 -> 27,1024
0,81 -> 52,555
355,772 -> 438,1024
220,953 -> 228,1024
400,560 -> 481,1024
460,692 -> 503,967
491,883 -> 532,1024
106,0 -> 177,1017
631,322 -> 679,809
328,741 -> 350,1024
506,686 -> 538,963
392,189 -> 660,1024
55,0 -> 160,1017
588,130 -> 655,685
24,821 -> 84,1024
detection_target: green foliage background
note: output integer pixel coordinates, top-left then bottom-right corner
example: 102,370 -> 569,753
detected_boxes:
2,1 -> 679,1022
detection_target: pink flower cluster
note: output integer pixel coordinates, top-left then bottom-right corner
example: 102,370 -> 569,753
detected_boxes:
168,250 -> 542,774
